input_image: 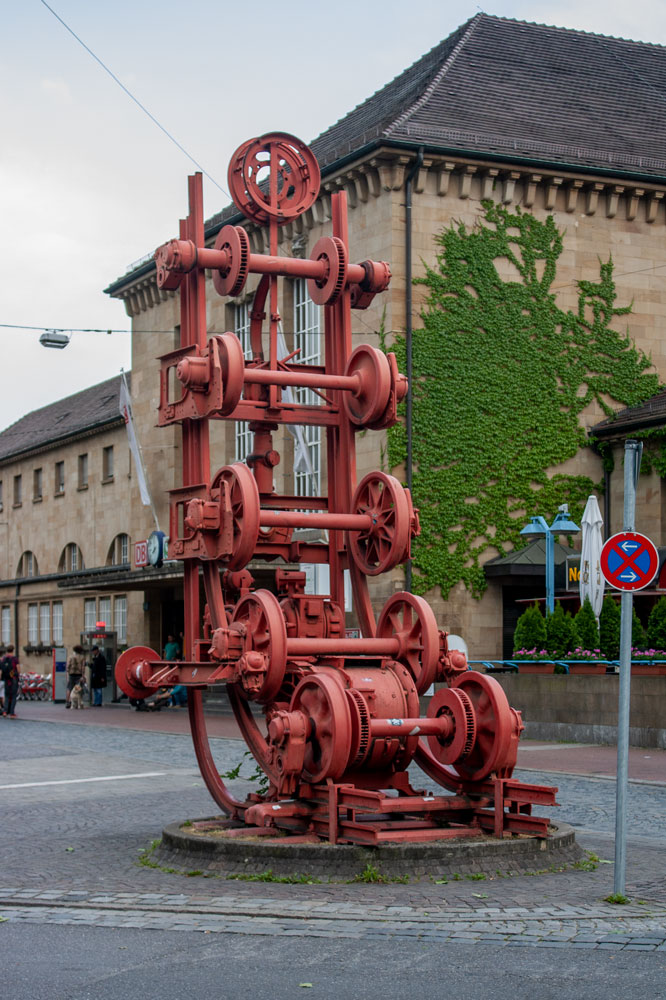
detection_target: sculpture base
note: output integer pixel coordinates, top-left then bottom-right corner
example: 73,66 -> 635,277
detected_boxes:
155,818 -> 582,880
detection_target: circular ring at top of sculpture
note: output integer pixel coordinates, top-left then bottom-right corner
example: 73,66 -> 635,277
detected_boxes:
375,592 -> 440,694
347,472 -> 412,576
227,133 -> 321,225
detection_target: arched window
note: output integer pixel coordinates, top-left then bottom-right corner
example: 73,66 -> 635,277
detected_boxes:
107,533 -> 130,566
58,543 -> 84,573
16,551 -> 38,578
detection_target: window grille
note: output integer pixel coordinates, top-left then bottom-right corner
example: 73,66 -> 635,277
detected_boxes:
293,278 -> 321,497
234,303 -> 253,462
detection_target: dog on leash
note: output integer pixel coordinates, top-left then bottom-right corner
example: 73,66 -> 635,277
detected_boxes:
70,681 -> 85,710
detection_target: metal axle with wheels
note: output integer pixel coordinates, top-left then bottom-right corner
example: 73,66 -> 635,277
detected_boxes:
116,132 -> 557,845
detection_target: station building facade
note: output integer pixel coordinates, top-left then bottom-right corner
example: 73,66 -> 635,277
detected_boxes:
7,14 -> 666,668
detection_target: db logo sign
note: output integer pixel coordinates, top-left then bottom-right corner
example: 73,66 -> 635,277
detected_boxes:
134,540 -> 148,568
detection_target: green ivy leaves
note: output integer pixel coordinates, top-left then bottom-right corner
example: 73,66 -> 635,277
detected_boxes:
389,202 -> 660,599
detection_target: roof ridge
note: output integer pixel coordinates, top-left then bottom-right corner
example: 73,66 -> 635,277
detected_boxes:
384,14 -> 482,139
479,13 -> 666,50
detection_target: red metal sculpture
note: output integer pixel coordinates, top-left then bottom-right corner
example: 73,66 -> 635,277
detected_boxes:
116,133 -> 557,845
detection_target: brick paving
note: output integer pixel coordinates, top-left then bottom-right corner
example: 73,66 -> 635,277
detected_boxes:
1,709 -> 665,951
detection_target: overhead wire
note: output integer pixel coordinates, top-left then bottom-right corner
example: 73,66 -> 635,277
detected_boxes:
38,0 -> 230,199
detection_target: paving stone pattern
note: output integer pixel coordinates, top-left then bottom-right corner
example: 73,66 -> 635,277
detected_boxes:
2,718 -> 665,952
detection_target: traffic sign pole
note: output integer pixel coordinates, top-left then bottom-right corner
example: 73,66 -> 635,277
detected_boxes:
614,439 -> 641,896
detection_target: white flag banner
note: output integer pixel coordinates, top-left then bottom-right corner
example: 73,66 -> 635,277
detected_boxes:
277,330 -> 315,479
119,374 -> 153,507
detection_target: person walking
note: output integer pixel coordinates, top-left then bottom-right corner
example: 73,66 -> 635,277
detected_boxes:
1,645 -> 20,718
89,645 -> 107,707
66,644 -> 86,709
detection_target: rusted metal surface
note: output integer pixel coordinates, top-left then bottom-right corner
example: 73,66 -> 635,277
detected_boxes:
117,133 -> 557,844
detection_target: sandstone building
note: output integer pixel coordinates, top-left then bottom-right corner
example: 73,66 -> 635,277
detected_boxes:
6,14 -> 666,669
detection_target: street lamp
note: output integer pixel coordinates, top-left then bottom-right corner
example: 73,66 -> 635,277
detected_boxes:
520,505 -> 580,614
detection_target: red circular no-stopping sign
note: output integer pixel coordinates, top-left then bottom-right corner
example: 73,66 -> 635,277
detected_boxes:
600,531 -> 659,591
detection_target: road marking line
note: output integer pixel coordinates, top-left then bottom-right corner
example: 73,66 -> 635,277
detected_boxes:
0,771 -> 167,790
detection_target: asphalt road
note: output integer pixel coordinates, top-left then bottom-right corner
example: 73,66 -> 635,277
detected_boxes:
1,714 -> 665,1000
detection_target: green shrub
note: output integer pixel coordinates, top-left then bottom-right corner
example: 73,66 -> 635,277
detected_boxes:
574,597 -> 600,652
647,596 -> 666,650
599,594 -> 621,659
513,603 -> 547,654
631,606 -> 647,651
546,602 -> 579,656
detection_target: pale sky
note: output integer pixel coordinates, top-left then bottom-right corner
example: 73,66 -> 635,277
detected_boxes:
1,0 -> 665,431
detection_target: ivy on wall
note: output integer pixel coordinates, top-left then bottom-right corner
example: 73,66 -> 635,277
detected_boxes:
387,201 -> 660,599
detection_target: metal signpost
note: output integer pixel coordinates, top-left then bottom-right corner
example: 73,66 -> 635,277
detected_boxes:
599,440 -> 655,896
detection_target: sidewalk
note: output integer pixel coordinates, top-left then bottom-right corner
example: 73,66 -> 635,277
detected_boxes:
8,699 -> 666,784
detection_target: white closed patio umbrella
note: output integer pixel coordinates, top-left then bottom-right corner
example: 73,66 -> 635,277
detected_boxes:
580,494 -> 605,619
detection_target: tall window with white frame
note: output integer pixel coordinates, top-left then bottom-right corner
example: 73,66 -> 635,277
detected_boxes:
39,603 -> 50,645
84,599 -> 96,632
293,278 -> 321,497
52,602 -> 63,645
114,596 -> 127,645
99,597 -> 112,631
28,603 -> 38,645
234,302 -> 253,463
1,606 -> 11,646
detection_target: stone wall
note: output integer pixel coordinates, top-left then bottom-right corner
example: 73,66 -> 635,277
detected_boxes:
490,673 -> 666,748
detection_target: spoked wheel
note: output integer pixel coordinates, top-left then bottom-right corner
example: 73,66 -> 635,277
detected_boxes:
227,132 -> 320,225
231,590 -> 287,703
347,472 -> 411,576
376,592 -> 439,694
289,672 -> 352,783
212,463 -> 260,569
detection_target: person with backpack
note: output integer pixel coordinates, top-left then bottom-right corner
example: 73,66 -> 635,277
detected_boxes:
65,645 -> 86,709
1,645 -> 20,718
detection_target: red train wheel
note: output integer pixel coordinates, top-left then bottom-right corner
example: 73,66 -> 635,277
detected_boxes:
307,236 -> 347,306
213,332 -> 245,416
212,463 -> 260,569
231,590 -> 287,703
343,345 -> 392,427
348,472 -> 411,576
114,646 -> 158,700
426,687 -> 476,765
212,225 -> 250,298
449,672 -> 517,782
290,672 -> 352,783
376,593 -> 439,694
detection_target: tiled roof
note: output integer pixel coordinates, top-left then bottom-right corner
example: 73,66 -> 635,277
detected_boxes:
107,14 -> 666,294
0,374 -> 127,463
311,14 -> 666,178
591,390 -> 666,438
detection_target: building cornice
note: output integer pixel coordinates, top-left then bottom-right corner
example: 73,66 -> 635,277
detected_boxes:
0,417 -> 125,469
106,142 -> 666,316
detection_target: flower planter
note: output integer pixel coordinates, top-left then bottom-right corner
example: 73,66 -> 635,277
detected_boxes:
631,663 -> 666,676
567,663 -> 607,675
516,663 -> 556,674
